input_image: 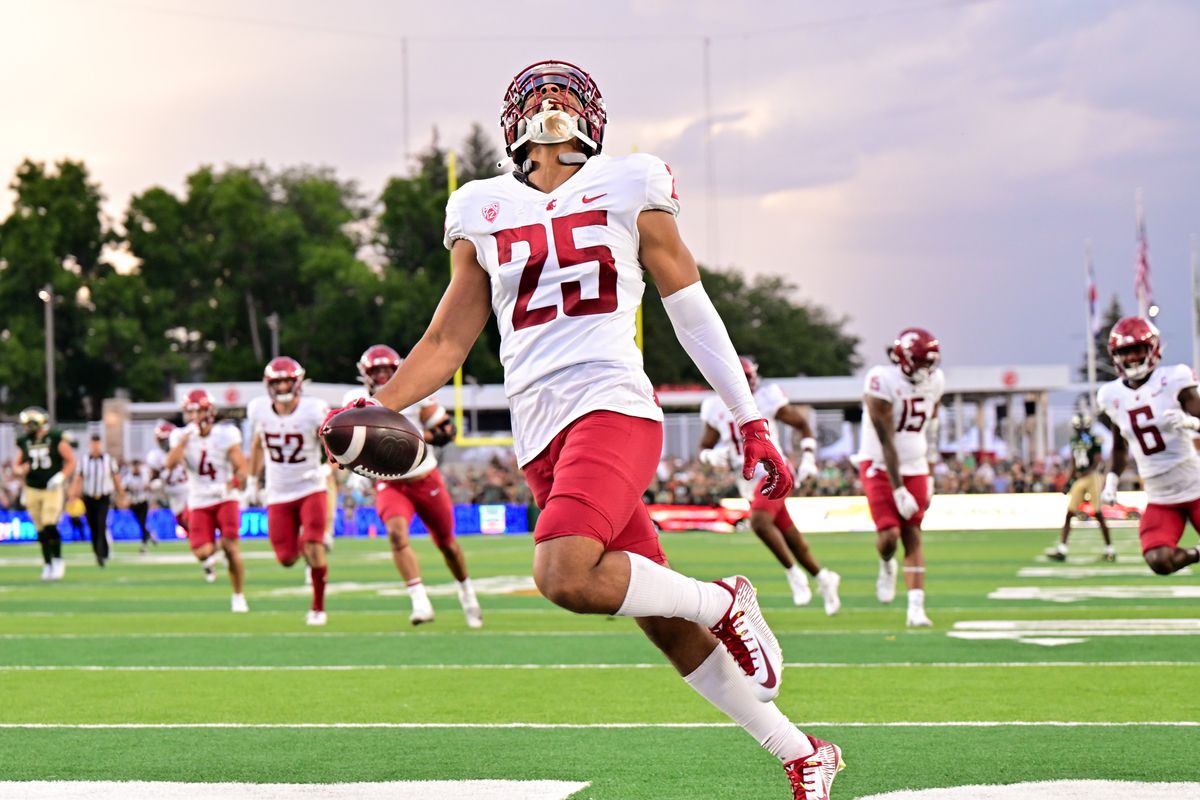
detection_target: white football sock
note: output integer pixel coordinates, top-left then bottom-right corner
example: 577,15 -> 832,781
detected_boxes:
908,588 -> 925,610
684,645 -> 814,763
785,564 -> 807,583
1057,542 -> 1068,555
615,552 -> 730,628
407,580 -> 430,606
457,578 -> 478,608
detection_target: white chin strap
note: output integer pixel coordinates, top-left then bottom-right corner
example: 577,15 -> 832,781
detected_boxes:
1122,361 -> 1152,381
274,391 -> 295,403
509,101 -> 598,156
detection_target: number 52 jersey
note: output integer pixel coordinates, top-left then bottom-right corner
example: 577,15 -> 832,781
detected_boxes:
444,153 -> 677,466
1097,364 -> 1200,503
246,396 -> 330,504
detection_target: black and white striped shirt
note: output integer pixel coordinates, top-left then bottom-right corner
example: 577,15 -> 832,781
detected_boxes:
81,453 -> 118,499
122,464 -> 151,505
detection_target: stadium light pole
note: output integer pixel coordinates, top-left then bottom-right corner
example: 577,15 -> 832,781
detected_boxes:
265,312 -> 280,359
38,284 -> 56,424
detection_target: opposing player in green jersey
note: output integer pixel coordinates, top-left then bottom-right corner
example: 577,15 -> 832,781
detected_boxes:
13,407 -> 78,580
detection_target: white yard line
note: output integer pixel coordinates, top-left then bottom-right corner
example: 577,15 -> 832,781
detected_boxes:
0,781 -> 591,800
0,660 -> 1195,671
0,721 -> 1195,729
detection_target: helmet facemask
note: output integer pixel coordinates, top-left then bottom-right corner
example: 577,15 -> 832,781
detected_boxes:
502,61 -> 606,169
1114,343 -> 1154,382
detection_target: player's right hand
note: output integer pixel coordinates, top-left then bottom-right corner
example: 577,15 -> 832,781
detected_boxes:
698,446 -> 732,470
319,398 -> 381,467
1101,472 -> 1119,505
244,476 -> 261,507
893,485 -> 919,520
738,419 -> 793,500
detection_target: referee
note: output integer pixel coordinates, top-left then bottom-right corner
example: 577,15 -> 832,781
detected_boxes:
73,434 -> 127,567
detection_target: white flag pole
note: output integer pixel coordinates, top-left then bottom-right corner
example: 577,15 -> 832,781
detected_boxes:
1085,240 -> 1098,410
1191,234 -> 1199,374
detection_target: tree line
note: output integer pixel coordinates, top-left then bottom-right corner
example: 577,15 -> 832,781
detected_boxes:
0,126 -> 860,420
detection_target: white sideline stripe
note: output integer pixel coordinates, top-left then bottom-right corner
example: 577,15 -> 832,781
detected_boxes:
1,721 -> 1196,729
860,781 -> 1200,800
0,660 -> 1195,672
0,781 -> 591,800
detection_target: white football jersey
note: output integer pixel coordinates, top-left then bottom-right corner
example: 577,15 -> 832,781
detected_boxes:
445,153 -> 674,465
247,396 -> 330,504
146,447 -> 188,514
168,422 -> 242,509
700,384 -> 790,495
856,365 -> 945,476
1097,364 -> 1200,503
342,388 -> 439,480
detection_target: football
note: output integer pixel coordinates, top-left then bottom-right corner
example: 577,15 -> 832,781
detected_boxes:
320,405 -> 426,481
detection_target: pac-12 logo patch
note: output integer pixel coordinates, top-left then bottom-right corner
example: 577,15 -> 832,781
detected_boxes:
482,202 -> 499,223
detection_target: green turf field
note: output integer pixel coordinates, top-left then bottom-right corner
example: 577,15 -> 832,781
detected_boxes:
1,525 -> 1197,798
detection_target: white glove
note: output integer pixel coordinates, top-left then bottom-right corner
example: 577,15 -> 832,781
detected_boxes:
927,474 -> 935,497
796,451 -> 819,482
346,473 -> 373,494
893,485 -> 919,520
1160,409 -> 1200,432
46,471 -> 66,490
698,446 -> 733,470
244,476 -> 261,507
1101,472 -> 1119,505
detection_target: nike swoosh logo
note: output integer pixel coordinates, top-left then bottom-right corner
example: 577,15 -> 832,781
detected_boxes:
581,193 -> 607,204
759,648 -> 777,690
430,489 -> 440,496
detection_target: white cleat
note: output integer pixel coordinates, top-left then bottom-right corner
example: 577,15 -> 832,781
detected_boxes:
710,575 -> 783,703
40,563 -> 53,581
784,736 -> 845,800
876,558 -> 897,604
906,608 -> 933,628
788,574 -> 813,607
50,558 -> 65,581
410,602 -> 435,626
817,570 -> 841,616
230,593 -> 249,613
305,610 -> 327,626
463,603 -> 483,630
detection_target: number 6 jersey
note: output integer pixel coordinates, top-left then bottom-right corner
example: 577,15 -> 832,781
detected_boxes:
247,395 -> 330,504
1097,363 -> 1200,503
855,364 -> 945,476
444,153 -> 676,465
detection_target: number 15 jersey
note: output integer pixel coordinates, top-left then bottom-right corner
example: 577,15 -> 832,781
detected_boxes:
444,154 -> 676,466
1097,364 -> 1200,503
856,364 -> 945,476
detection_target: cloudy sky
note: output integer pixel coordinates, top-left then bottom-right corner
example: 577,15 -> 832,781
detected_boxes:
2,0 -> 1198,373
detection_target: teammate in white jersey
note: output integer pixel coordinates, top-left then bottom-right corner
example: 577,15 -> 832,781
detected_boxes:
343,344 -> 481,628
855,327 -> 944,627
147,421 -> 189,537
699,356 -> 841,614
340,60 -> 841,799
165,389 -> 250,612
1096,317 -> 1200,575
247,357 -> 332,625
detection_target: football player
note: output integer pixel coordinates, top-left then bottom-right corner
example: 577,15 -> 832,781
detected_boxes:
247,357 -> 332,625
698,356 -> 841,614
345,344 -> 481,629
1046,411 -> 1114,562
335,60 -> 841,798
146,421 -> 189,540
1097,318 -> 1200,575
855,327 -> 944,627
13,407 -> 77,580
165,389 -> 251,612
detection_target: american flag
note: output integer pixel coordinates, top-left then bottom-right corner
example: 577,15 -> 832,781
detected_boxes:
1086,256 -> 1100,334
1135,204 -> 1153,318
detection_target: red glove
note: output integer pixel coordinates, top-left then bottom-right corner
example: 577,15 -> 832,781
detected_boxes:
739,418 -> 793,500
319,397 -> 380,467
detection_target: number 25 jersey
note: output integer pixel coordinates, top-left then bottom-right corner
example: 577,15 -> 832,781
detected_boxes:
444,154 -> 677,465
1097,364 -> 1200,503
856,364 -> 945,476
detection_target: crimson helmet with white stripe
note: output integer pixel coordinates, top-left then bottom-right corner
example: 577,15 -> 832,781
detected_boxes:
181,388 -> 216,428
739,355 -> 760,392
889,327 -> 941,384
501,60 -> 607,164
154,420 -> 176,441
263,356 -> 305,403
1108,316 -> 1161,382
357,345 -> 402,394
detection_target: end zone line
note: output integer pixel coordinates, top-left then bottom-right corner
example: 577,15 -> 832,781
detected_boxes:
0,721 -> 1195,730
0,660 -> 1194,671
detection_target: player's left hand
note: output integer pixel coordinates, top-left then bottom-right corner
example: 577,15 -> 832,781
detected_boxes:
796,451 -> 819,482
1160,409 -> 1200,432
738,419 -> 793,500
426,417 -> 455,447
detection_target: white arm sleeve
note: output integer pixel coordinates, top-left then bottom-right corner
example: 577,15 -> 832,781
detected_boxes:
661,281 -> 758,426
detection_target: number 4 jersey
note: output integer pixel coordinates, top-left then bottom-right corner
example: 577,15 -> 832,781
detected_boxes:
247,396 -> 330,504
168,422 -> 243,509
856,364 -> 945,476
444,153 -> 676,466
1097,364 -> 1200,503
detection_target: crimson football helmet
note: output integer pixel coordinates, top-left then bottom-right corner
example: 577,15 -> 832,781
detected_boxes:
739,355 -> 760,393
1108,316 -> 1161,382
264,356 -> 305,404
181,389 -> 216,429
889,327 -> 940,384
154,420 -> 176,452
357,344 -> 402,394
501,60 -> 607,162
